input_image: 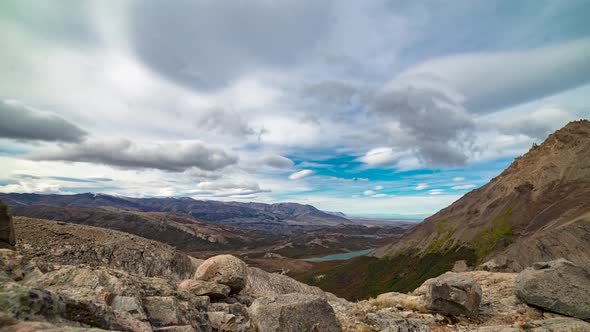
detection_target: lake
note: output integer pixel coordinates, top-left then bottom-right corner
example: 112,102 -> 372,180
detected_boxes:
302,248 -> 375,262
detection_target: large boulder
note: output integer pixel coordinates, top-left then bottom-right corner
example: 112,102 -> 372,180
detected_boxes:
423,272 -> 482,316
248,293 -> 341,332
515,259 -> 590,320
0,200 -> 15,249
194,255 -> 247,293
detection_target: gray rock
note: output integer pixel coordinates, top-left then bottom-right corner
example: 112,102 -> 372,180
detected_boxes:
248,293 -> 341,332
529,317 -> 590,331
0,200 -> 15,249
178,279 -> 230,298
207,311 -> 238,331
195,255 -> 248,293
110,295 -> 148,320
143,296 -> 180,327
423,272 -> 482,316
515,259 -> 590,320
155,326 -> 197,332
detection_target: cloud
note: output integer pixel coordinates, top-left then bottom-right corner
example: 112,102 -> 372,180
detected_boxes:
31,139 -> 237,172
257,155 -> 294,169
494,107 -> 577,139
428,189 -> 444,195
357,147 -> 408,167
452,177 -> 465,182
415,183 -> 429,190
130,0 -> 333,90
363,190 -> 376,196
452,184 -> 476,190
288,169 -> 314,180
400,38 -> 590,112
196,108 -> 257,137
0,100 -> 87,142
367,80 -> 475,166
374,185 -> 384,190
371,193 -> 388,198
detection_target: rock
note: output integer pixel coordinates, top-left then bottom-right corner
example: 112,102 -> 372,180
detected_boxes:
240,266 -> 325,298
178,279 -> 230,298
207,311 -> 238,331
143,296 -> 180,327
374,292 -> 426,312
195,255 -> 247,293
154,326 -> 197,332
529,317 -> 590,331
423,272 -> 482,316
110,295 -> 148,320
452,260 -> 470,273
0,287 -> 66,321
515,259 -> 590,320
248,293 -> 341,332
0,201 -> 16,250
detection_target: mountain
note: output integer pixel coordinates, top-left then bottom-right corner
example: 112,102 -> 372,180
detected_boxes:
0,193 -> 352,227
373,119 -> 590,270
296,120 -> 590,299
10,205 -> 278,252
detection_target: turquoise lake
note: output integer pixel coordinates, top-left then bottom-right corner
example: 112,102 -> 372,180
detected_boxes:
302,248 -> 375,262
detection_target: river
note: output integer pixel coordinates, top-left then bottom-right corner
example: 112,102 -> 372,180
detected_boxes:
302,248 -> 375,262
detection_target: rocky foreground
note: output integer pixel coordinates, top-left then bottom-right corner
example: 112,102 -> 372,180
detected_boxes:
1,204 -> 590,331
0,246 -> 589,331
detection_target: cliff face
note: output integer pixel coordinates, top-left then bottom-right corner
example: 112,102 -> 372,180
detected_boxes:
373,120 -> 590,272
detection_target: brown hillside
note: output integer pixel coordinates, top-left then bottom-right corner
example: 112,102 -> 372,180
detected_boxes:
373,120 -> 590,271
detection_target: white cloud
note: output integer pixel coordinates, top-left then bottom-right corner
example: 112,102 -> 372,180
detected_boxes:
428,189 -> 444,195
452,177 -> 465,182
363,190 -> 376,196
452,184 -> 476,190
288,169 -> 314,180
374,185 -> 384,190
415,183 -> 429,190
372,193 -> 388,198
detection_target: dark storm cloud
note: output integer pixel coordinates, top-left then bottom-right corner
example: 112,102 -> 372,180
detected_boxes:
367,85 -> 475,166
130,0 -> 333,90
0,100 -> 87,142
31,139 -> 238,172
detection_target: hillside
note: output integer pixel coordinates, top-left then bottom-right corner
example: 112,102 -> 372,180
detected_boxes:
297,120 -> 590,299
0,193 -> 351,227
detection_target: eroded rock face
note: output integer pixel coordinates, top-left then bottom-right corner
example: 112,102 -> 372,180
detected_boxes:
515,259 -> 590,320
195,255 -> 247,293
423,272 -> 482,317
248,293 -> 341,332
178,279 -> 230,298
0,200 -> 15,249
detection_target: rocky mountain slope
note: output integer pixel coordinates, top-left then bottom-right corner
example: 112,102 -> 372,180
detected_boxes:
298,120 -> 590,299
373,120 -> 590,270
0,193 -> 351,227
11,206 -> 277,252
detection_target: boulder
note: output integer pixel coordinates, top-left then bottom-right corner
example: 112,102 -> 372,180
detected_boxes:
515,259 -> 590,320
423,272 -> 482,316
194,255 -> 247,293
0,200 -> 15,249
143,296 -> 180,327
248,293 -> 341,332
374,292 -> 426,312
178,279 -> 230,298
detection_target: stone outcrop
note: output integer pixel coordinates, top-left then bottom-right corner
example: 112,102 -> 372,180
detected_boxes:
195,255 -> 248,293
14,217 -> 194,281
249,293 -> 341,332
178,279 -> 231,298
0,200 -> 15,250
423,272 -> 482,317
515,259 -> 590,320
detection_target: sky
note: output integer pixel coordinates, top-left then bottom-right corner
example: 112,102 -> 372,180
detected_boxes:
1,1 -> 589,218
